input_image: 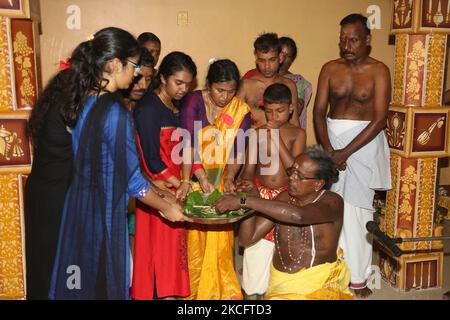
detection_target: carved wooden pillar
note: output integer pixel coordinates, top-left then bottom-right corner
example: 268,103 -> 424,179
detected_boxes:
379,0 -> 449,291
0,0 -> 39,300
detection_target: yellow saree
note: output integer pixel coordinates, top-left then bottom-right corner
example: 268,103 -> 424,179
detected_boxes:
186,96 -> 250,300
265,249 -> 354,300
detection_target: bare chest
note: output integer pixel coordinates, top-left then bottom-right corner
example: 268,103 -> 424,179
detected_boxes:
258,129 -> 295,156
247,82 -> 267,108
329,71 -> 375,104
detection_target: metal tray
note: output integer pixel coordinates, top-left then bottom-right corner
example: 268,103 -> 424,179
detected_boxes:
183,209 -> 255,225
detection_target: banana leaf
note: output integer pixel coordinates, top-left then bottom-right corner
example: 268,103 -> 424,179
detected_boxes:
205,189 -> 222,205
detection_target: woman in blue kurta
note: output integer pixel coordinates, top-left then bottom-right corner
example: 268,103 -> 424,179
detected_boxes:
48,28 -> 187,300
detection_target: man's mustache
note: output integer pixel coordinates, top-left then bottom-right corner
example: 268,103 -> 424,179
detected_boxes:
133,89 -> 147,94
341,50 -> 354,55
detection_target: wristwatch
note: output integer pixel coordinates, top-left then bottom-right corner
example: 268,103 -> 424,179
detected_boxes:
239,193 -> 248,209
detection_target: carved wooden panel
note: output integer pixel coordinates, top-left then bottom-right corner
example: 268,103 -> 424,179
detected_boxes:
0,117 -> 31,168
10,18 -> 37,110
392,0 -> 415,33
420,0 -> 450,31
0,16 -> 14,111
0,0 -> 29,19
387,110 -> 407,151
0,173 -> 26,299
412,112 -> 447,153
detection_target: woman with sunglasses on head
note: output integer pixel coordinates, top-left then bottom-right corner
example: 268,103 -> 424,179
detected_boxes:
131,51 -> 197,300
42,28 -> 186,300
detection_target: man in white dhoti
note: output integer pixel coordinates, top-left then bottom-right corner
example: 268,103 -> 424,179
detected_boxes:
313,13 -> 392,298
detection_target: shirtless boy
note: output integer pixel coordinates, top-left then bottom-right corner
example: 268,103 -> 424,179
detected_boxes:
238,83 -> 305,297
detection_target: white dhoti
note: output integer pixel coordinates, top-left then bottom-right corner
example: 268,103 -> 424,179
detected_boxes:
242,181 -> 287,295
339,200 -> 374,288
327,118 -> 391,288
242,239 -> 274,295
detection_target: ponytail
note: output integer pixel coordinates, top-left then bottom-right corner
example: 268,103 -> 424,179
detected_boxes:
62,40 -> 103,127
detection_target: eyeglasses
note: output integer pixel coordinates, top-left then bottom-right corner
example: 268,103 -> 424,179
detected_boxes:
286,167 -> 317,181
127,59 -> 141,76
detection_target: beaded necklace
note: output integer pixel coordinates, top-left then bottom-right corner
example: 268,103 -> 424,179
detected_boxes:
275,190 -> 326,272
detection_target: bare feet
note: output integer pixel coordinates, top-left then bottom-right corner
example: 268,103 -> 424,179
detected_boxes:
443,291 -> 450,300
353,287 -> 373,298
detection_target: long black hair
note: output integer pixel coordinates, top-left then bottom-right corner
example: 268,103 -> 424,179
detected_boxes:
28,27 -> 139,144
150,51 -> 197,91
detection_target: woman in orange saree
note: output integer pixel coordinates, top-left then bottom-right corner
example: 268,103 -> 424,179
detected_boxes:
180,59 -> 251,299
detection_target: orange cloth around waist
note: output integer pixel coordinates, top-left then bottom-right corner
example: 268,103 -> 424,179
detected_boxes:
254,176 -> 288,200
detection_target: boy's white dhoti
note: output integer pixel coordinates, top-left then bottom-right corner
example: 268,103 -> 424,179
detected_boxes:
327,118 -> 391,288
242,239 -> 274,295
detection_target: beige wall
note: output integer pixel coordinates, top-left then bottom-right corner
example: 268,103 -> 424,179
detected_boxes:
39,0 -> 394,145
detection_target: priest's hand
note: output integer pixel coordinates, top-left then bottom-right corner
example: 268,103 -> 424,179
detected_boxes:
214,195 -> 240,214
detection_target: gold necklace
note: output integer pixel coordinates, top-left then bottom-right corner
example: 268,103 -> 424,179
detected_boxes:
203,91 -> 221,124
157,91 -> 178,113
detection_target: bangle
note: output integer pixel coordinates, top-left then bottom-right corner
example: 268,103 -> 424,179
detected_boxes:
180,179 -> 192,185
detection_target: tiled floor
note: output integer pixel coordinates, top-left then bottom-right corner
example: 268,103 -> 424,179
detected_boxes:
235,219 -> 450,300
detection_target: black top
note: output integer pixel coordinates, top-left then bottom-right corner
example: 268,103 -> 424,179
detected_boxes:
24,102 -> 73,300
133,92 -> 180,174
